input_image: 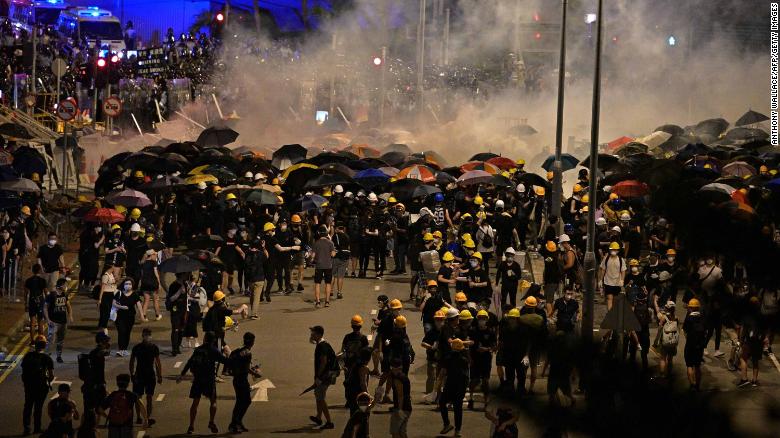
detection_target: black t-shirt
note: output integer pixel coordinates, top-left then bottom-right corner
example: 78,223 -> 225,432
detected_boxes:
230,346 -> 254,380
340,332 -> 368,368
124,237 -> 147,270
203,304 -> 232,336
314,340 -> 336,379
21,350 -> 53,389
46,291 -> 68,324
37,244 -> 63,272
104,237 -> 126,266
422,294 -> 445,324
25,275 -> 47,306
116,292 -> 140,318
437,266 -> 453,295
131,342 -> 160,379
553,298 -> 579,330
422,327 -> 440,361
140,260 -> 159,290
101,390 -> 139,426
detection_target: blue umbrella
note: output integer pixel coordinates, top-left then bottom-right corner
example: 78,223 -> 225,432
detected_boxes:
541,153 -> 579,172
291,194 -> 328,212
765,178 -> 780,191
355,168 -> 389,189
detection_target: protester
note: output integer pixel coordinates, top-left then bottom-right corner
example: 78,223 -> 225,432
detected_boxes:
309,325 -> 337,430
177,331 -> 231,434
228,332 -> 262,433
44,278 -> 73,363
22,335 -> 54,435
100,374 -> 147,438
129,328 -> 162,426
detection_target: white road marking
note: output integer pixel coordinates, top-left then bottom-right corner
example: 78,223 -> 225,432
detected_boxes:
370,309 -> 377,315
156,393 -> 165,402
136,431 -> 145,438
251,379 -> 275,402
374,286 -> 380,291
174,361 -> 182,368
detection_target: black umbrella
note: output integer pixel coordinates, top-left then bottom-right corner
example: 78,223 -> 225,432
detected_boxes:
0,178 -> 40,193
123,152 -> 158,169
635,159 -> 683,186
411,184 -> 441,199
197,126 -> 239,148
469,152 -> 499,162
94,171 -> 124,197
161,152 -> 190,166
272,144 -> 308,167
320,162 -> 355,177
141,146 -> 165,155
158,255 -> 204,273
11,146 -> 46,175
691,118 -> 729,137
654,124 -> 685,136
304,173 -> 353,189
0,165 -> 20,182
489,174 -> 513,188
436,171 -> 457,186
508,124 -> 538,136
360,157 -> 389,169
735,110 -> 769,127
283,168 -> 322,191
383,143 -> 413,155
725,127 -> 769,142
657,135 -> 694,153
579,154 -> 620,171
100,152 -> 132,175
0,123 -> 32,139
380,151 -> 408,167
244,189 -> 281,205
676,143 -> 712,161
189,234 -> 224,250
306,151 -> 353,166
516,172 -> 550,188
389,178 -> 423,200
164,142 -> 201,158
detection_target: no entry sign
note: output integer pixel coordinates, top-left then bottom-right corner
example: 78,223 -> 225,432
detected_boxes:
103,96 -> 123,117
56,99 -> 77,121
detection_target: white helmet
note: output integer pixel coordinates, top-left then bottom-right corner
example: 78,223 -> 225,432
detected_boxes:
612,225 -> 622,233
244,171 -> 253,178
334,185 -> 344,194
254,172 -> 266,181
595,217 -> 607,226
367,192 -> 378,202
344,191 -> 354,198
172,171 -> 181,177
495,200 -> 505,209
603,185 -> 612,193
357,190 -> 366,197
197,182 -> 207,190
516,183 -> 526,193
130,223 -> 142,232
620,212 -> 631,221
558,234 -> 570,243
504,247 -> 516,254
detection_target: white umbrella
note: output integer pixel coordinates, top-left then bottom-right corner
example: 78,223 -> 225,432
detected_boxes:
636,131 -> 672,149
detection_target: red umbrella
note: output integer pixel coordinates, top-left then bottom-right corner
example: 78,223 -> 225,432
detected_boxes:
486,156 -> 517,170
397,165 -> 436,183
460,161 -> 500,175
611,180 -> 649,198
83,208 -> 126,223
607,136 -> 634,151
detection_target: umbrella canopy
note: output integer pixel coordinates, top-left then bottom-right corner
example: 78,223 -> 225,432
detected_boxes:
613,142 -> 648,157
397,165 -> 436,183
281,163 -> 319,179
699,183 -> 736,195
139,175 -> 186,192
123,152 -> 158,170
542,153 -> 579,172
306,151 -> 353,166
185,174 -> 219,185
607,136 -> 634,151
389,179 -> 423,200
516,172 -> 550,188
354,168 -> 390,187
490,174 -> 513,187
106,188 -> 152,207
654,124 -> 685,136
320,162 -> 355,178
0,123 -> 32,139
418,151 -> 447,168
735,110 -> 769,127
83,208 -> 126,223
343,144 -> 380,158
460,161 -> 500,174
457,170 -> 493,186
159,255 -> 204,273
290,194 -> 328,212
611,180 -> 649,198
164,142 -> 201,158
304,173 -> 353,189
379,151 -> 408,167
635,159 -> 683,186
100,152 -> 133,175
636,131 -> 673,149
436,171 -> 457,186
469,152 -> 499,162
383,143 -> 413,155
721,161 -> 756,178
0,178 -> 40,193
724,127 -> 769,142
378,166 -> 399,177
272,144 -> 308,169
244,189 -> 282,205
691,118 -> 729,137
486,156 -> 517,170
676,143 -> 712,161
196,126 -> 239,148
411,185 -> 441,199
579,153 -> 620,171
508,124 -> 538,136
12,146 -> 47,176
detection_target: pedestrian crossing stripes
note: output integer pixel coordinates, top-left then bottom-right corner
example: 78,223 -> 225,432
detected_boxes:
156,393 -> 165,402
174,361 -> 182,368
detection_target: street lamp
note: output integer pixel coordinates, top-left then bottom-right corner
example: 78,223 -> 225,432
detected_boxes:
551,0 -> 568,228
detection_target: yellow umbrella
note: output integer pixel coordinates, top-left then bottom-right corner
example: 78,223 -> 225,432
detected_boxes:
185,174 -> 219,185
188,164 -> 210,175
254,183 -> 283,194
281,162 -> 318,179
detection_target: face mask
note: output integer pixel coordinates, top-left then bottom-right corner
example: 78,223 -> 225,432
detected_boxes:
309,337 -> 317,344
48,239 -> 57,246
280,225 -> 288,231
610,250 -> 618,256
470,260 -> 478,268
565,294 -> 574,301
631,267 -> 639,274
705,259 -> 714,266
95,227 -> 102,233
667,256 -> 675,263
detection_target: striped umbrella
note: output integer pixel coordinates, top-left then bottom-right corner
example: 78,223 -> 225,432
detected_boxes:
460,161 -> 500,174
397,165 -> 436,183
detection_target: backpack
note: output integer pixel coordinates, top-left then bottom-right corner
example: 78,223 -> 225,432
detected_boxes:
661,319 -> 679,348
106,390 -> 134,425
78,353 -> 92,381
188,347 -> 211,377
479,227 -> 494,249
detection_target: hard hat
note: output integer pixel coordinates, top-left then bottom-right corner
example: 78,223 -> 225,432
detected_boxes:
31,172 -> 40,182
427,280 -> 438,288
461,233 -> 472,241
272,178 -> 280,185
434,192 -> 445,202
225,193 -> 237,200
368,192 -> 378,202
629,259 -> 639,266
545,241 -> 557,252
20,205 -> 31,215
442,251 -> 455,262
395,203 -> 406,211
535,186 -> 546,196
78,195 -> 88,203
244,171 -> 253,178
455,292 -> 468,302
130,208 -> 141,219
212,185 -> 223,193
516,158 -> 525,166
505,247 -> 516,254
665,300 -> 676,309
323,189 -> 332,197
461,213 -> 472,221
471,252 -> 483,261
595,217 -> 607,226
495,199 -> 505,209
474,196 -> 483,205
446,308 -> 460,319
459,309 -> 473,321
389,299 -> 403,310
263,222 -> 276,232
477,309 -> 489,319
558,234 -> 570,243
423,233 -> 434,242
224,316 -> 234,329
760,165 -> 769,173
609,193 -> 619,200
111,224 -> 121,231
351,314 -> 363,326
506,308 -> 521,318
115,205 -> 127,214
476,211 -> 487,222
344,191 -> 354,198
134,170 -> 144,178
688,298 -> 701,308
525,296 -> 538,307
387,196 -> 397,203
433,230 -> 443,239
197,182 -> 207,190
620,212 -> 631,221
463,239 -> 476,249
666,249 -> 676,256
703,163 -> 712,169
213,290 -> 226,302
254,172 -> 266,181
394,315 -> 407,328
291,214 -> 302,224
516,183 -> 526,193
608,242 -> 621,250
434,310 -> 446,320
573,184 -> 583,193
334,185 -> 344,193
612,226 -> 622,233
581,205 -> 589,213
546,171 -> 554,180
130,223 -> 142,232
450,338 -> 465,351
581,194 -> 589,204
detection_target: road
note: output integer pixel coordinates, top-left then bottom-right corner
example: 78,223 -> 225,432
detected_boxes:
0,265 -> 778,437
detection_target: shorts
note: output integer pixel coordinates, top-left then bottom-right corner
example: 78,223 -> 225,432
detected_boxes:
314,269 -> 333,284
389,410 -> 411,435
222,262 -> 236,273
313,381 -> 330,402
660,345 -> 677,357
332,259 -> 348,278
604,285 -> 622,296
132,377 -> 156,396
470,354 -> 492,380
544,283 -> 559,303
741,341 -> 763,365
293,252 -> 306,267
28,300 -> 44,318
140,285 -> 158,295
189,381 -> 217,399
684,347 -> 703,367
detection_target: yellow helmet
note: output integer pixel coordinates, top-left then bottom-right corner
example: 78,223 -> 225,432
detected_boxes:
130,208 -> 141,219
272,178 -> 280,185
463,239 -> 476,249
506,308 -> 521,318
146,236 -> 155,243
609,193 -> 619,201
476,211 -> 487,220
423,233 -> 434,242
760,165 -> 769,173
31,172 -> 40,182
525,296 -> 538,307
470,252 -> 483,261
573,184 -> 583,193
535,186 -> 546,196
389,299 -> 403,310
455,292 -> 468,302
516,158 -> 525,166
629,258 -> 639,266
545,241 -> 557,252
608,242 -> 621,250
459,309 -> 473,321
111,224 -> 121,231
115,205 -> 127,214
546,171 -> 554,181
323,189 -> 332,197
212,185 -> 223,193
394,315 -> 407,328
134,170 -> 144,178
477,309 -> 489,319
388,196 -> 397,203
581,205 -> 589,213
442,252 -> 455,262
20,205 -> 31,215
351,314 -> 364,326
474,196 -> 484,206
461,233 -> 472,241
432,230 -> 443,239
450,338 -> 465,351
213,290 -> 226,302
582,194 -> 591,204
291,214 -> 302,224
224,316 -> 234,329
688,298 -> 701,308
263,222 -> 276,232
225,193 -> 237,201
427,279 -> 438,288
666,249 -> 676,256
434,310 -> 446,320
461,213 -> 472,221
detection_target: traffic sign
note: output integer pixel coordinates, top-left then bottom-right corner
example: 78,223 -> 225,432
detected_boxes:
56,99 -> 77,121
52,58 -> 67,78
102,96 -> 123,117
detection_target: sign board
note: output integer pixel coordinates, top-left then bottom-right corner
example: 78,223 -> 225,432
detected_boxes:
102,96 -> 122,117
136,47 -> 166,76
52,58 -> 67,78
56,99 -> 77,121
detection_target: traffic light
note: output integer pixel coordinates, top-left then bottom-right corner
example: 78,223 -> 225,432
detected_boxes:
94,57 -> 108,87
533,12 -> 540,22
108,54 -> 121,85
372,55 -> 383,67
212,11 -> 225,38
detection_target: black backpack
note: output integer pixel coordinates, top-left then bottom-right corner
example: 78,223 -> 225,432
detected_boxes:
480,227 -> 494,249
78,353 -> 92,381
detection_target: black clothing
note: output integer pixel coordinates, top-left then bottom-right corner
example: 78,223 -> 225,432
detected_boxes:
37,244 -> 63,273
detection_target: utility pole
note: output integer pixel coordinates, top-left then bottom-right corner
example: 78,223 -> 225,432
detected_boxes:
551,0 -> 568,226
379,46 -> 387,127
416,0 -> 426,115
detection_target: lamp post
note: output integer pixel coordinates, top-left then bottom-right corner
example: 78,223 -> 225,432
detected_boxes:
551,0 -> 568,228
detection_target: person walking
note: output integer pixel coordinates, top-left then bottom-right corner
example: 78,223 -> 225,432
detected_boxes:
129,328 -> 161,426
468,310 -> 496,409
46,384 -> 79,438
245,238 -> 267,319
309,325 -> 337,430
177,331 -> 231,434
100,374 -> 147,438
37,232 -> 64,290
495,248 -> 522,307
599,242 -> 627,310
388,359 -> 412,438
683,298 -> 707,391
311,226 -> 336,308
228,332 -> 262,433
655,301 -> 679,379
44,278 -> 73,363
166,272 -> 189,356
24,264 -> 48,342
332,223 -> 351,299
340,315 -> 369,414
81,333 -> 110,417
113,278 -> 145,357
21,335 -> 54,435
138,250 -> 162,321
341,392 -> 373,438
439,338 -> 469,437
98,266 -> 119,335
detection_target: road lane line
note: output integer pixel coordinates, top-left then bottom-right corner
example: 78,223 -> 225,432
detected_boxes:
0,336 -> 30,385
136,431 -> 145,438
156,393 -> 165,402
374,286 -> 380,291
174,361 -> 182,368
370,309 -> 377,315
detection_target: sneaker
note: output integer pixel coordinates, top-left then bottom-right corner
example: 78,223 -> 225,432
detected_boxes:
238,424 -> 249,432
320,422 -> 334,430
208,422 -> 219,433
116,351 -> 122,357
315,301 -> 321,308
737,379 -> 751,388
148,418 -> 156,426
155,314 -> 162,321
703,349 -> 710,356
56,356 -> 63,363
228,424 -> 241,434
187,426 -> 194,434
337,292 -> 343,299
324,301 -> 330,307
309,416 -> 322,426
297,284 -> 304,291
250,314 -> 259,320
455,430 -> 462,437
713,350 -> 725,357
440,424 -> 454,434
752,380 -> 760,387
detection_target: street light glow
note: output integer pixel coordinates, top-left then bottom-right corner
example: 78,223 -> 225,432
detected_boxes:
216,12 -> 224,22
96,58 -> 106,68
373,56 -> 382,66
585,13 -> 597,24
668,35 -> 677,46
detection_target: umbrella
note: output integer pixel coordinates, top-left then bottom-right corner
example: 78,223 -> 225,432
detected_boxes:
676,143 -> 712,161
635,159 -> 683,186
281,163 -> 318,180
100,152 -> 132,174
185,174 -> 219,185
272,144 -> 308,169
106,188 -> 152,207
0,123 -> 32,139
141,146 -> 165,155
389,179 -> 423,200
656,135 -> 694,154
290,194 -> 327,212
254,183 -> 283,194
611,180 -> 649,198
82,208 -> 125,223
306,151 -> 353,166
607,136 -> 634,151
164,142 -> 201,158
460,161 -> 500,174
11,146 -> 46,176
379,151 -> 408,167
161,153 -> 189,165
721,161 -> 756,178
419,151 -> 446,168
720,201 -> 756,219
516,172 -> 549,188
613,142 -> 648,157
486,156 -> 517,170
244,189 -> 282,205
508,124 -> 538,136
636,131 -> 672,149
159,255 -> 205,273
735,110 -> 769,127
202,166 -> 237,183
343,144 -> 380,158
0,178 -> 40,193
221,184 -> 253,193
435,171 -> 457,186
360,157 -> 389,169
691,118 -> 729,137
139,175 -> 186,192
378,166 -> 399,177
354,168 -> 389,188
283,168 -> 323,191
320,162 -> 355,178
579,153 -> 620,171
139,157 -> 185,174
397,165 -> 436,183
469,152 -> 499,162
196,126 -> 239,148
189,235 -> 225,250
411,185 -> 441,199
541,153 -> 579,172
304,173 -> 352,189
458,170 -> 493,186
383,143 -> 413,155
0,165 -> 19,182
699,183 -> 736,195
654,124 -> 685,136
123,152 -> 158,170
724,127 -> 769,142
